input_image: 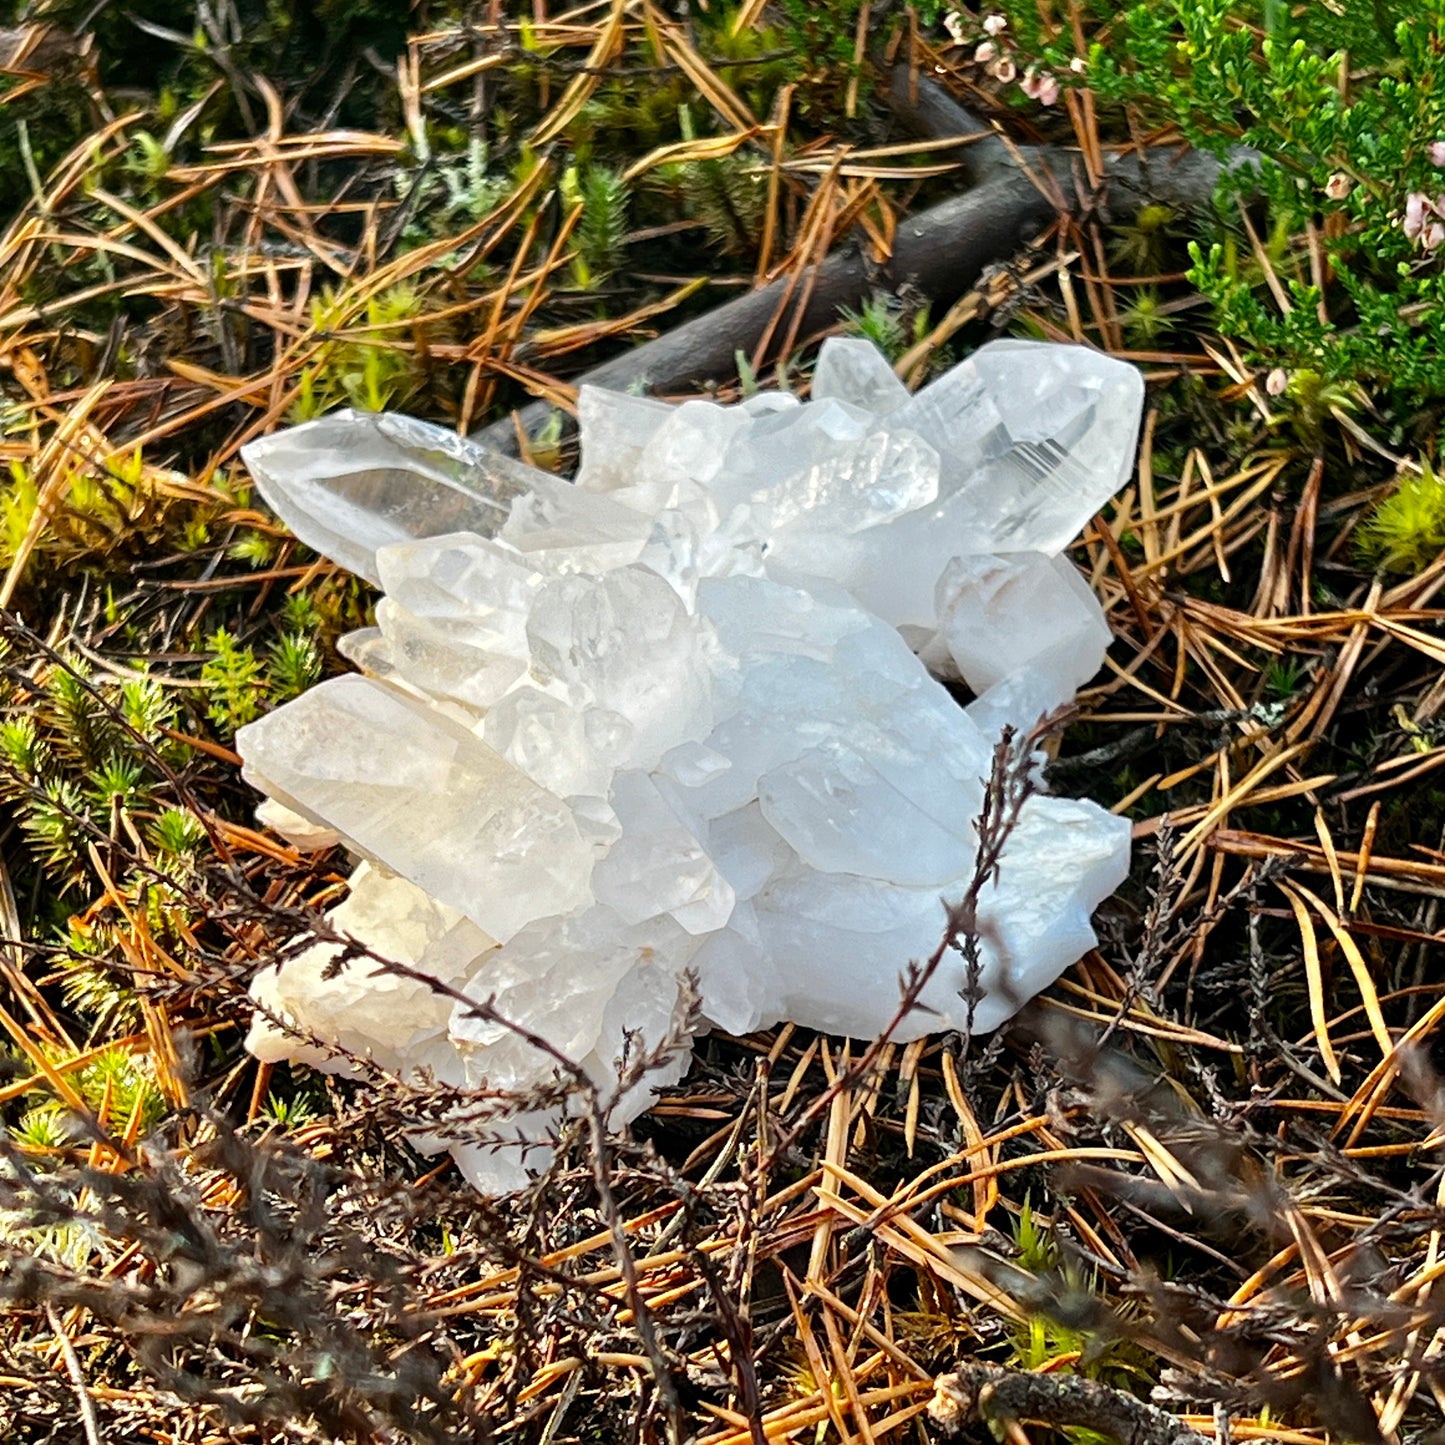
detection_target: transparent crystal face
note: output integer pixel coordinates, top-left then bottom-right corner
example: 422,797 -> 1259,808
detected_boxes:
811,336 -> 910,415
243,411 -> 567,583
238,675 -> 595,943
237,337 -> 1141,1192
891,339 -> 1146,555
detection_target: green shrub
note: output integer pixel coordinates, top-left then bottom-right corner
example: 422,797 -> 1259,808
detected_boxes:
972,1 -> 1445,431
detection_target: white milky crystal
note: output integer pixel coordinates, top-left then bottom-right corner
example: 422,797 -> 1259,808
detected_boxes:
634,400 -> 749,502
367,533 -> 541,709
254,797 -> 341,852
481,687 -> 615,798
888,338 -> 1145,556
758,733 -> 981,887
592,772 -> 735,933
575,387 -> 673,495
526,567 -> 714,767
938,551 -> 1114,735
499,470 -> 653,572
236,675 -> 593,942
378,531 -> 541,629
444,907 -> 697,1189
248,862 -> 494,1081
369,597 -> 524,712
237,336 -> 1144,1194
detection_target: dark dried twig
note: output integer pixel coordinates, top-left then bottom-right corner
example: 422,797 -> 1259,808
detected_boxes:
930,1360 -> 1209,1445
476,70 -> 1253,452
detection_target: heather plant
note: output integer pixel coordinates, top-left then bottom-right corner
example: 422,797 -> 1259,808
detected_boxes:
951,0 -> 1445,430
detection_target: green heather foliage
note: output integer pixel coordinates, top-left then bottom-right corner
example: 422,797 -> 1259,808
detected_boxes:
987,0 -> 1445,428
200,629 -> 267,734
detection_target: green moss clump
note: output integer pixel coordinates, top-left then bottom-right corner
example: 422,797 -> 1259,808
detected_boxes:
1357,462 -> 1445,575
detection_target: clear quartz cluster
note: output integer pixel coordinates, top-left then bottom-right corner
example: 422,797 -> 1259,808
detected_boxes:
237,337 -> 1143,1192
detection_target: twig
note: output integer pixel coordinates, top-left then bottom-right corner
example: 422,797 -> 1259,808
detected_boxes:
476,69 -> 1255,453
929,1361 -> 1209,1445
45,1303 -> 103,1445
585,1105 -> 685,1445
760,724 -> 1037,1170
1045,707 -> 1277,786
476,168 -> 1057,449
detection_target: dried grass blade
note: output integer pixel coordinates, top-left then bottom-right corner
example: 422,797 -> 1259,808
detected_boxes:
819,1160 -> 1024,1321
0,1000 -> 92,1117
822,1301 -> 876,1445
530,0 -> 627,145
800,1277 -> 931,1381
940,1049 -> 996,1227
785,1272 -> 854,1444
620,130 -> 758,184
1174,740 -> 1311,859
1289,880 -> 1393,1061
85,186 -> 208,284
0,378 -> 111,607
654,7 -> 757,131
1350,802 -> 1380,914
1278,880 -> 1342,1084
1334,991 -> 1445,1147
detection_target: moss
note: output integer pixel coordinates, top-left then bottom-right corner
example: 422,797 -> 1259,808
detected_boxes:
1357,461 -> 1445,574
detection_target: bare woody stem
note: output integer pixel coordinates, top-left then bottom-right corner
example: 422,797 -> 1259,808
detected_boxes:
476,68 -> 1255,453
929,1361 -> 1210,1445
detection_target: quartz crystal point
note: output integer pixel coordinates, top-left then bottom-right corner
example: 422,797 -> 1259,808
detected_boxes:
248,862 -> 491,1083
237,337 -> 1143,1193
242,410 -> 557,585
811,336 -> 910,415
237,675 -> 594,942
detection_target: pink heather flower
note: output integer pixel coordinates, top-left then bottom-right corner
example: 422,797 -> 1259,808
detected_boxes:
1430,140 -> 1445,167
1405,190 -> 1430,241
943,10 -> 967,44
1426,220 -> 1445,251
1021,69 -> 1061,106
983,13 -> 1008,34
992,56 -> 1017,83
1324,172 -> 1351,201
1265,368 -> 1289,397
1069,56 -> 1086,74
974,40 -> 998,64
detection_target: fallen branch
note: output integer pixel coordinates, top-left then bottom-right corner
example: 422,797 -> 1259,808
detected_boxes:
475,168 -> 1055,451
476,69 -> 1256,452
929,1362 -> 1210,1445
